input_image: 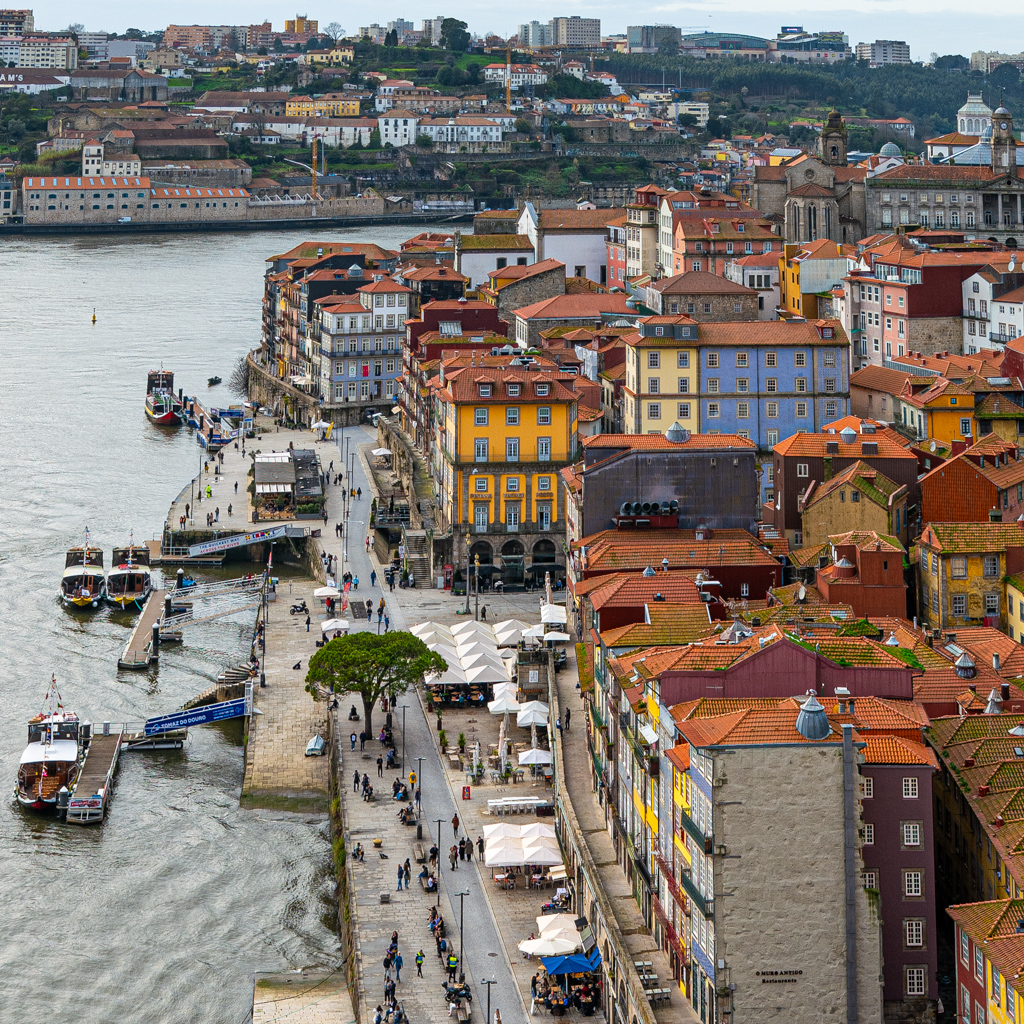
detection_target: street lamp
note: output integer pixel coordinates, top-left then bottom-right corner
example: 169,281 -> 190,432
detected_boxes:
435,818 -> 445,878
399,704 -> 408,772
455,890 -> 469,965
482,978 -> 497,1024
474,554 -> 480,621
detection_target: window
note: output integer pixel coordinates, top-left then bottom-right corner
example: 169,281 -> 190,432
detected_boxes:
537,476 -> 551,491
678,402 -> 691,419
976,948 -> 985,983
506,438 -> 519,461
737,402 -> 749,418
475,476 -> 488,492
905,920 -> 924,948
706,378 -> 719,394
678,378 -> 690,394
506,407 -> 520,426
767,429 -> 779,446
479,384 -> 492,397
826,402 -> 837,417
537,438 -> 551,461
986,593 -> 1000,615
535,383 -> 549,396
648,351 -> 660,368
952,594 -> 967,616
797,463 -> 809,477
706,352 -> 719,368
993,971 -> 1003,1007
902,822 -> 922,846
961,929 -> 970,965
537,407 -> 551,425
905,967 -> 926,997
740,583 -> 749,596
475,439 -> 489,462
903,777 -> 919,798
735,352 -> 748,367
507,383 -> 521,397
825,378 -> 836,392
765,378 -> 777,393
863,823 -> 874,844
796,401 -> 808,418
766,402 -> 779,418
984,554 -> 1000,578
795,377 -> 807,392
648,402 -> 662,420
860,777 -> 874,798
706,402 -> 720,418
474,505 -> 488,532
765,352 -> 777,367
506,477 -> 520,491
648,378 -> 661,394
736,378 -> 749,392
505,504 -> 520,530
863,870 -> 878,888
677,352 -> 690,368
475,407 -> 488,425
795,352 -> 806,367
904,871 -> 923,897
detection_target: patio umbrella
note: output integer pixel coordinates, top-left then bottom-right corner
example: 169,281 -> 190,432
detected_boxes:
492,683 -> 518,700
431,667 -> 469,686
311,419 -> 330,429
522,845 -> 564,867
493,618 -> 529,633
535,925 -> 579,944
518,936 -> 578,957
483,822 -> 525,840
411,621 -> 453,637
313,586 -> 341,598
484,841 -> 526,867
522,823 -> 557,841
452,620 -> 495,638
457,640 -> 499,659
544,631 -> 571,643
537,914 -> 576,935
488,696 -> 521,715
523,624 -> 546,639
426,643 -> 459,662
460,651 -> 508,672
494,630 -> 523,648
370,447 -> 392,456
419,631 -> 456,647
540,604 -> 568,624
519,748 -> 553,765
466,664 -> 510,685
517,706 -> 549,728
518,700 -> 549,716
320,618 -> 349,632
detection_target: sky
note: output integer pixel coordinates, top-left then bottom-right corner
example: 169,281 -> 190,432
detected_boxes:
31,2 -> 1018,61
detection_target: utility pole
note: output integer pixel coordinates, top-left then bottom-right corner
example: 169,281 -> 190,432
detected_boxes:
483,978 -> 497,1024
455,890 -> 469,963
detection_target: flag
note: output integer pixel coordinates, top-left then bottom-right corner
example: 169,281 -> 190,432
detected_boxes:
41,764 -> 47,778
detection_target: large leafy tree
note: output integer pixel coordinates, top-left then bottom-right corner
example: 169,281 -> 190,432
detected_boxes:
439,18 -> 470,52
305,632 -> 446,732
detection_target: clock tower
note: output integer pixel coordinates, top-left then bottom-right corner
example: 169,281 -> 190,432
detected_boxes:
991,105 -> 1017,177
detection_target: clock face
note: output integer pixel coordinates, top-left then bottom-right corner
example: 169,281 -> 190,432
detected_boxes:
1002,121 -> 1010,130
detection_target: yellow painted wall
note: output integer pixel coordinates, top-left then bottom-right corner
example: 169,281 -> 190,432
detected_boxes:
624,341 -> 698,433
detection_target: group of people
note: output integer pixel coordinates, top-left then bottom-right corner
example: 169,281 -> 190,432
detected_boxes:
530,974 -> 600,1017
373,930 -> 409,1024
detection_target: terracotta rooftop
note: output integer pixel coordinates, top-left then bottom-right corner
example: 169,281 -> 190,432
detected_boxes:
919,521 -> 1024,554
859,735 -> 939,766
801,461 -> 905,512
598,605 -> 716,648
676,706 -> 847,747
582,432 -> 756,453
948,900 -> 1024,1000
774,431 -> 917,460
696,319 -> 846,347
649,270 -> 756,296
580,528 -> 780,573
514,293 -> 631,321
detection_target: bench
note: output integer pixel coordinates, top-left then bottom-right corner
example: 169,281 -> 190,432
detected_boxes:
412,842 -> 426,863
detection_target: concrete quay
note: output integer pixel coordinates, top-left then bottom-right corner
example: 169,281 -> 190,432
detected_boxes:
253,968 -> 355,1024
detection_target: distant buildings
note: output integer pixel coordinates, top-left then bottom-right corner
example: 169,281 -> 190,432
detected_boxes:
626,25 -> 681,54
855,39 -> 911,65
549,16 -> 601,47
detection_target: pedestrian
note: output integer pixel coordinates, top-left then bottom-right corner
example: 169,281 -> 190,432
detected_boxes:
354,575 -> 360,590
403,859 -> 411,888
379,597 -> 386,615
228,503 -> 232,516
367,601 -> 373,622
397,864 -> 404,891
206,484 -> 212,498
448,846 -> 457,871
531,974 -> 538,998
564,707 -> 571,731
305,613 -> 311,633
359,730 -> 366,751
379,727 -> 386,745
394,953 -> 403,982
384,614 -> 390,633
371,570 -> 377,587
350,732 -> 357,751
458,837 -> 466,860
465,837 -> 473,862
451,812 -> 459,837
353,769 -> 360,793
389,573 -> 395,593
480,605 -> 487,622
366,536 -> 371,552
415,950 -> 425,977
476,835 -> 484,858
414,787 -> 420,807
358,487 -> 362,500
556,716 -> 563,736
446,952 -> 459,980
185,502 -> 190,519
377,610 -> 383,627
234,480 -> 238,494
377,753 -> 384,778
362,773 -> 370,793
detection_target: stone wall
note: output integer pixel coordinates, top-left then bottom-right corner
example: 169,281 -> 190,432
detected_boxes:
496,264 -> 566,322
906,317 -> 965,357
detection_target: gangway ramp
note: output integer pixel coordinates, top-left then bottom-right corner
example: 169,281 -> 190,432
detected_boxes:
117,590 -> 169,669
66,727 -> 124,824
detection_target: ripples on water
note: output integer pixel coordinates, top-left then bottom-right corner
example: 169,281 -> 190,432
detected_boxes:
0,226 -> 435,1021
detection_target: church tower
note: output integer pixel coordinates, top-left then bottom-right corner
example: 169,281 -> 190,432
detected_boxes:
819,108 -> 848,167
991,105 -> 1017,177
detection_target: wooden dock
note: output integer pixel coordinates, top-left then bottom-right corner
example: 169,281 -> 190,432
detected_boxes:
118,590 -> 169,669
66,727 -> 123,825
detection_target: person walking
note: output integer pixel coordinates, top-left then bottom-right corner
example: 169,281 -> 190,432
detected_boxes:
403,859 -> 411,889
476,835 -> 484,859
384,614 -> 390,633
448,845 -> 458,871
480,605 -> 486,622
353,769 -> 360,793
377,609 -> 383,630
366,536 -> 371,552
357,487 -> 362,500
305,613 -> 311,633
564,707 -> 571,731
415,950 -> 425,978
451,812 -> 459,837
371,570 -> 377,587
464,837 -> 473,862
394,953 -> 403,983
350,732 -> 357,751
446,952 -> 459,981
234,480 -> 238,494
397,864 -> 404,891
377,753 -> 384,778
367,600 -> 373,622
359,730 -> 366,751
214,507 -> 220,522
458,837 -> 466,861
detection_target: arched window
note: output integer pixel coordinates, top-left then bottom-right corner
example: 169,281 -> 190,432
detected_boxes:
808,204 -> 817,241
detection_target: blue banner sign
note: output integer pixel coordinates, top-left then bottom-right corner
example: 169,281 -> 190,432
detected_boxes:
188,526 -> 287,557
144,697 -> 248,736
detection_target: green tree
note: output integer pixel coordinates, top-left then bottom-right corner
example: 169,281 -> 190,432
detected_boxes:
992,63 -> 1020,89
934,54 -> 969,70
439,18 -> 470,52
514,117 -> 532,134
273,36 -> 285,52
384,29 -> 398,47
305,632 -> 446,732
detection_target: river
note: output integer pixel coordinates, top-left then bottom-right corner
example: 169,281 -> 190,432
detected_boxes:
0,225 -> 439,1023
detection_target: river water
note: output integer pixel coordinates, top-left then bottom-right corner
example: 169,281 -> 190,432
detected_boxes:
0,225 -> 437,1023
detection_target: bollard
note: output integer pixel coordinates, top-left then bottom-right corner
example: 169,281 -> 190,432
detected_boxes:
164,593 -> 172,621
151,623 -> 160,661
176,568 -> 184,589
260,670 -> 266,688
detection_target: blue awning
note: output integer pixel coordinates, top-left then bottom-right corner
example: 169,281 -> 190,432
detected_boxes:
541,949 -> 602,975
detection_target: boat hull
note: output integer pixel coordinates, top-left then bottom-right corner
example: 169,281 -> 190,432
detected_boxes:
145,405 -> 182,426
107,591 -> 151,610
60,586 -> 105,608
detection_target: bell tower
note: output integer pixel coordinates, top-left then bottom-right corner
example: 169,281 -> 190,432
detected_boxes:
992,105 -> 1017,177
819,108 -> 848,167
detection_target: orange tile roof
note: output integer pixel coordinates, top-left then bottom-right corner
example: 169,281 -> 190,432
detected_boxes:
581,432 -> 756,452
947,900 -> 1024,996
676,707 -> 847,747
513,293 -> 631,321
774,431 -> 917,460
580,528 -> 780,573
859,735 -> 939,766
599,605 -> 716,648
695,319 -> 846,347
919,521 -> 1024,554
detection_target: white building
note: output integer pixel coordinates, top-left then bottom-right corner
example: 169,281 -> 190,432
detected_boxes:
667,101 -> 709,128
957,92 -> 993,135
482,63 -> 548,87
517,201 -> 612,285
854,39 -> 911,65
377,110 -> 420,147
422,17 -> 445,45
517,21 -> 552,47
416,116 -> 503,144
561,60 -> 585,79
81,141 -> 141,176
963,269 -> 1024,353
549,16 -> 600,46
724,252 -> 780,319
17,35 -> 78,69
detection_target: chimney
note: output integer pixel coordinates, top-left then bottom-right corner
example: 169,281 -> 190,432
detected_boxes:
995,653 -> 1002,672
1003,682 -> 1011,701
848,697 -> 855,717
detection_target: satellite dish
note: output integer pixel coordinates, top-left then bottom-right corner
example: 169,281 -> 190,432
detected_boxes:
797,585 -> 807,603
930,441 -> 937,453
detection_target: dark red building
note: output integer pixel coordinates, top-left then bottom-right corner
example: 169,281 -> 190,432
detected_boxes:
403,299 -> 507,352
815,531 -> 908,617
920,435 -> 1024,523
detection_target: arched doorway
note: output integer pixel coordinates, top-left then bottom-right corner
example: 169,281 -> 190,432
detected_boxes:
500,540 -> 524,585
1006,237 -> 1019,248
469,541 -> 493,564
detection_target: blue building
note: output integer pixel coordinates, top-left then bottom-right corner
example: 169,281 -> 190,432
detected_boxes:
695,319 -> 850,504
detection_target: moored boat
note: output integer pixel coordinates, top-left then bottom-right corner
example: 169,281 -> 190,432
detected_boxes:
59,529 -> 105,608
207,375 -> 222,387
16,677 -> 82,813
106,533 -> 153,610
145,369 -> 182,426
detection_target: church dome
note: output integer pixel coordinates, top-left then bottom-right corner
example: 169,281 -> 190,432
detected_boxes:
995,105 -> 1012,116
879,142 -> 902,157
960,92 -> 994,118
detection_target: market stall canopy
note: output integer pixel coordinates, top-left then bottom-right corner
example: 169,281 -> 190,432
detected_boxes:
493,619 -> 529,633
452,620 -> 495,638
494,628 -> 523,647
320,618 -> 349,632
370,447 -> 392,456
492,684 -> 518,701
482,822 -> 525,840
311,419 -> 330,429
540,604 -> 568,625
428,667 -> 469,686
484,841 -> 526,866
426,644 -> 459,662
516,706 -> 549,728
460,651 -> 508,672
488,696 -> 521,715
456,641 -> 499,659
465,664 -> 509,685
518,936 -> 578,957
313,586 -> 341,598
518,700 -> 549,716
523,624 -> 546,639
411,621 -> 454,637
543,631 -> 571,643
519,748 -> 552,765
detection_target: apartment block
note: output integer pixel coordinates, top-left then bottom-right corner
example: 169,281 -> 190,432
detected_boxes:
549,16 -> 601,46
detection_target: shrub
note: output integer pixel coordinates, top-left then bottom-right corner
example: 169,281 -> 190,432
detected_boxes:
439,728 -> 447,749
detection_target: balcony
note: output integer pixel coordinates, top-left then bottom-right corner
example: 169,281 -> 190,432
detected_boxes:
677,805 -> 712,853
677,868 -> 709,916
991,332 -> 1015,343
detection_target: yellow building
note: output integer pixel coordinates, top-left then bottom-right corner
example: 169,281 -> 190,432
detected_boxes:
916,521 -> 1024,630
622,315 -> 699,434
285,15 -> 318,34
285,94 -> 360,117
898,377 -> 976,443
949,902 -> 1024,1024
433,359 -> 580,582
778,239 -> 848,319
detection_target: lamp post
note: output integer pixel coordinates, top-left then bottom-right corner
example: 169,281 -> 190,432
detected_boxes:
454,889 -> 469,964
399,704 -> 407,771
464,546 -> 471,615
482,978 -> 497,1024
414,754 -> 425,820
474,554 -> 480,621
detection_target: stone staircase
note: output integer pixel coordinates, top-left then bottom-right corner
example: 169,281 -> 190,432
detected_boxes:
402,528 -> 431,587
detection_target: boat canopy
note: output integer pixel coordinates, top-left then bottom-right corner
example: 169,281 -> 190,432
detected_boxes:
19,739 -> 79,765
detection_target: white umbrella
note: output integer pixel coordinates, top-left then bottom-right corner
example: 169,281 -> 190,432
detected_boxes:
522,845 -> 564,867
419,631 -> 456,647
371,447 -> 392,456
457,640 -> 499,659
314,586 -> 341,598
452,620 -> 495,637
460,651 -> 508,671
320,618 -> 350,632
544,631 -> 571,643
492,682 -> 518,698
484,841 -> 525,866
493,619 -> 529,633
466,664 -> 510,685
519,700 -> 549,716
483,822 -> 524,840
411,621 -> 453,637
522,822 -> 557,841
426,643 -> 459,661
523,624 -> 546,638
518,936 -> 578,957
488,696 -> 521,715
537,913 -> 577,934
522,834 -> 559,850
535,925 -> 580,944
311,419 -> 330,429
540,604 -> 567,624
430,667 -> 469,686
494,628 -> 523,647
519,748 -> 552,765
517,706 -> 549,728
